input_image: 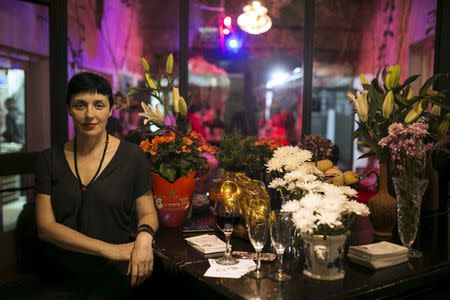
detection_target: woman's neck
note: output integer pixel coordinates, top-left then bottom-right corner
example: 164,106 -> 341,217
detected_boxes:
75,131 -> 108,155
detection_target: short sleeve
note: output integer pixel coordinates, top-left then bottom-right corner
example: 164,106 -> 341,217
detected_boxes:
132,147 -> 152,200
35,149 -> 52,195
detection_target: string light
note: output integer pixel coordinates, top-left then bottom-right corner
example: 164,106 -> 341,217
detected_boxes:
237,1 -> 272,35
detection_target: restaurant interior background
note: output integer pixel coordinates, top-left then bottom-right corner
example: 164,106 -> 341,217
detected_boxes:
0,0 -> 442,253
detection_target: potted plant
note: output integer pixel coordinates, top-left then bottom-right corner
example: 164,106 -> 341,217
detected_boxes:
128,54 -> 217,227
267,146 -> 370,280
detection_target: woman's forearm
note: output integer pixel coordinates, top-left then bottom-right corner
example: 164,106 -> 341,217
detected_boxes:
38,221 -> 111,257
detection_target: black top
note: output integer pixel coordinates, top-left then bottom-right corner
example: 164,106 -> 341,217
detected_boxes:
35,140 -> 152,244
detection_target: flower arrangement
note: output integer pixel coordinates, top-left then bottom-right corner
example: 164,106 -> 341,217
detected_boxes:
128,54 -> 217,182
267,146 -> 369,236
378,122 -> 433,179
216,131 -> 283,182
348,65 -> 449,164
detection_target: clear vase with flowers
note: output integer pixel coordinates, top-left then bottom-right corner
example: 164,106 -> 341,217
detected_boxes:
378,122 -> 434,257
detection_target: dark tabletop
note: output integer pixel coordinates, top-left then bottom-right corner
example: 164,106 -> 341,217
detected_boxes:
153,207 -> 450,300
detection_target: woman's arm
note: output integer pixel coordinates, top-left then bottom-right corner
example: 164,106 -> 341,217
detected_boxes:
36,193 -> 133,261
128,190 -> 158,287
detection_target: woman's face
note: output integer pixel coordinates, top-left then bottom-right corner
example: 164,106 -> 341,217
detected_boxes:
69,92 -> 111,137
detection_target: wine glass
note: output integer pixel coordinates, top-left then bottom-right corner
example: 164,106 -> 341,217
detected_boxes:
247,198 -> 269,279
269,210 -> 292,281
214,193 -> 241,265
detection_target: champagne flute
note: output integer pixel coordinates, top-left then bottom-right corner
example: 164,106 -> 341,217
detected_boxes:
269,210 -> 292,281
247,198 -> 269,279
215,193 -> 241,265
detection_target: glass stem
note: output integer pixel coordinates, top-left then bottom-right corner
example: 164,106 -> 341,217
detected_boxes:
256,250 -> 261,273
224,232 -> 232,256
277,253 -> 283,275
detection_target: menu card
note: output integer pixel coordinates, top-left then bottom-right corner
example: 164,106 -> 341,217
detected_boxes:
185,234 -> 226,254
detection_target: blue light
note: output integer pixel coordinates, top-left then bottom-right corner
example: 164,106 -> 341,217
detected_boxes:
225,35 -> 242,53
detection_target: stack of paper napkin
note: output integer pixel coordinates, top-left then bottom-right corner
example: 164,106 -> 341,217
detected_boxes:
185,234 -> 226,255
204,259 -> 256,278
348,241 -> 409,269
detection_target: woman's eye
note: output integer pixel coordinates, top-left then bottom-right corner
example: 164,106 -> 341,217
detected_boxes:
95,103 -> 105,109
75,103 -> 86,109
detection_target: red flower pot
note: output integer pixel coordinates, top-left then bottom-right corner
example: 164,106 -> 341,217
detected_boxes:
151,171 -> 196,227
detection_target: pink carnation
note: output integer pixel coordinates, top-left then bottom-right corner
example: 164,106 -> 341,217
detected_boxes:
407,122 -> 429,138
388,123 -> 404,136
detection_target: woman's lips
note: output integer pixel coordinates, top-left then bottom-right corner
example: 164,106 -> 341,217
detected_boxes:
83,123 -> 97,129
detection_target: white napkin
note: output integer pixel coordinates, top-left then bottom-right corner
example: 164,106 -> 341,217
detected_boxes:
203,259 -> 256,279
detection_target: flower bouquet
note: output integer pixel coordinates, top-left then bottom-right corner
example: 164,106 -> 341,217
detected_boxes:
127,54 -> 217,227
267,145 -> 369,280
348,65 -> 449,237
378,122 -> 433,257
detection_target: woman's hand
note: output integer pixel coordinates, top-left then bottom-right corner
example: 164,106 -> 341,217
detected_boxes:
128,233 -> 154,287
104,242 -> 134,261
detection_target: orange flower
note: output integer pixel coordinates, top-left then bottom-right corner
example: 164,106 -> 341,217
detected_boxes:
198,144 -> 217,154
181,145 -> 192,153
183,136 -> 193,145
140,139 -> 151,152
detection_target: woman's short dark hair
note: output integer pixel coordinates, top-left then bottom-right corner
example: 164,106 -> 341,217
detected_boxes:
66,72 -> 113,109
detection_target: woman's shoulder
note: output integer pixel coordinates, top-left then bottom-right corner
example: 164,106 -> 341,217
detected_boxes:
116,139 -> 146,158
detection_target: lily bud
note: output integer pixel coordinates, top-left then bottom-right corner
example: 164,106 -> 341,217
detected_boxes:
406,87 -> 414,100
382,91 -> 394,119
347,91 -> 369,123
165,54 -> 174,74
404,101 -> 423,124
145,73 -> 157,90
359,73 -> 369,86
141,57 -> 150,73
431,105 -> 441,116
356,140 -> 369,147
179,96 -> 188,116
438,119 -> 449,137
392,64 -> 400,88
172,87 -> 180,114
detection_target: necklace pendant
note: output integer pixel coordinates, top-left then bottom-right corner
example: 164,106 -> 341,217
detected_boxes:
81,185 -> 87,192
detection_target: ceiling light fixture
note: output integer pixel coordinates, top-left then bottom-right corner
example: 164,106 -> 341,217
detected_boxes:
237,1 -> 272,35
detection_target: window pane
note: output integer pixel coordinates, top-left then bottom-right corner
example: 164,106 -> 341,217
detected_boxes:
311,0 -> 437,171
188,1 -> 304,145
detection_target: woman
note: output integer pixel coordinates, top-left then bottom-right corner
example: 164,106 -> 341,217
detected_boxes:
35,72 -> 158,299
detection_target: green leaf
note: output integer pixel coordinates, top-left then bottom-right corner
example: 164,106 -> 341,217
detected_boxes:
352,128 -> 361,140
358,152 -> 376,159
399,74 -> 420,90
419,74 -> 442,96
159,163 -> 177,183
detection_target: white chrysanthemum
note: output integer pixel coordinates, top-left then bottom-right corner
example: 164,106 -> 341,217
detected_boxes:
318,182 -> 344,198
316,211 -> 343,228
292,209 -> 317,234
339,186 -> 358,197
297,181 -> 323,193
268,178 -> 286,189
266,146 -> 313,172
344,200 -> 370,216
299,193 -> 323,211
284,170 -> 317,184
281,200 -> 301,213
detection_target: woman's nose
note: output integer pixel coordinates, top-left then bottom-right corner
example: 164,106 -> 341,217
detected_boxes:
85,105 -> 94,118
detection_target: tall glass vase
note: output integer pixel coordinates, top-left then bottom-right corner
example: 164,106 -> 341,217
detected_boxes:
392,176 -> 428,258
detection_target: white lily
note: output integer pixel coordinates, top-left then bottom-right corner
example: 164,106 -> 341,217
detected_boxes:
139,102 -> 164,126
347,91 -> 368,123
